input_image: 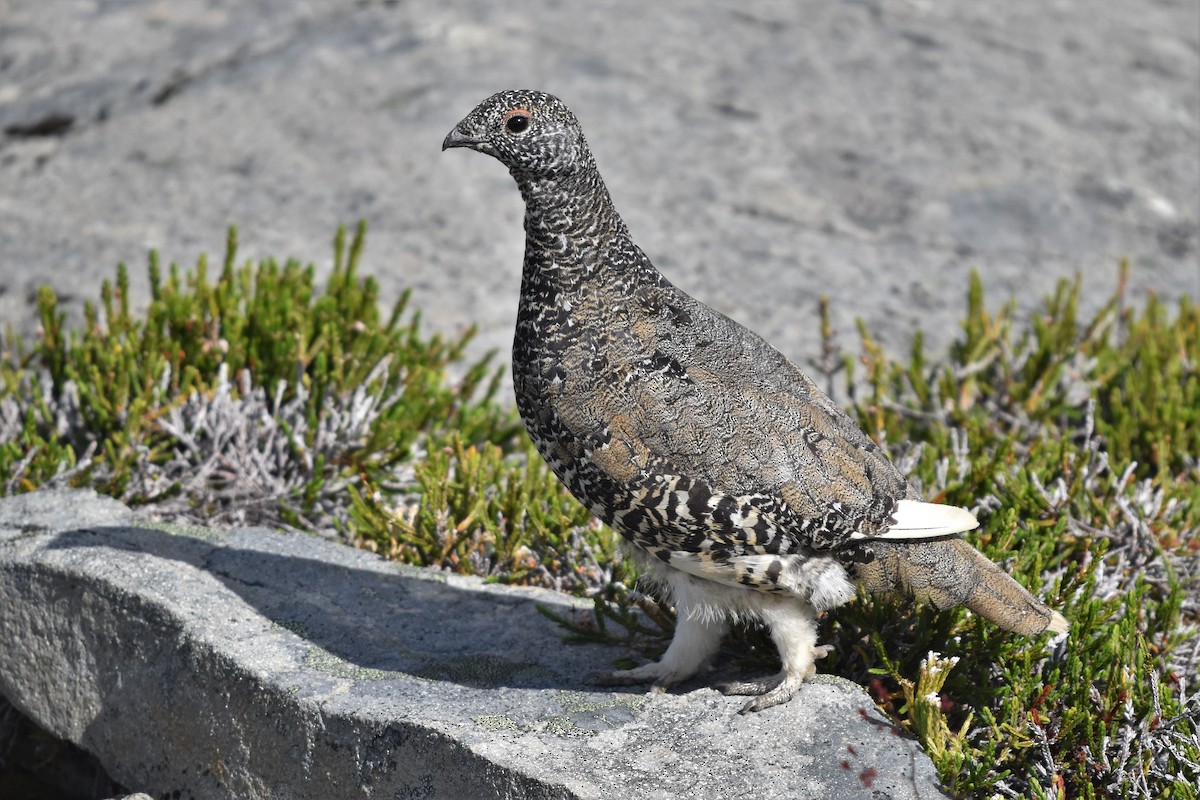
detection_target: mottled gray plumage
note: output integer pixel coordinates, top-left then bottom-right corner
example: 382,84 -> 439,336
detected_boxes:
444,90 -> 1067,712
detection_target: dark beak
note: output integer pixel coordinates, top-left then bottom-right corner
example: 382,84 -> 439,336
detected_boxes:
442,127 -> 481,151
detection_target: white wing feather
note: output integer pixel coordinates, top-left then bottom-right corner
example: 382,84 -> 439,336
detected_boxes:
851,499 -> 979,541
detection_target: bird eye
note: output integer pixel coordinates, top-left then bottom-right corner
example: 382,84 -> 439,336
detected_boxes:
504,113 -> 531,134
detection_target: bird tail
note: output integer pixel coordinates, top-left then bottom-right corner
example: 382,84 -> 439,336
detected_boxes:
854,536 -> 1069,636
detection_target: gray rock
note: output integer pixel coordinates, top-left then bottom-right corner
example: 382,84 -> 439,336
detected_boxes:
0,489 -> 948,799
0,0 -> 1195,387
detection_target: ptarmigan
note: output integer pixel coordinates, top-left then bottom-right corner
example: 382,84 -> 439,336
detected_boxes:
443,90 -> 1068,713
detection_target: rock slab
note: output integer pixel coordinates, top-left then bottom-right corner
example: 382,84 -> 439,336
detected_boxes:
0,489 -> 947,799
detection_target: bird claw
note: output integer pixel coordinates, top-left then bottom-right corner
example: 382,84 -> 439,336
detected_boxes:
717,673 -> 785,698
710,671 -> 787,705
737,680 -> 804,713
588,663 -> 687,692
719,644 -> 830,712
720,671 -> 810,713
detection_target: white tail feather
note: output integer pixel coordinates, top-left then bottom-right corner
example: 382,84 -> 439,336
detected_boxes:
851,499 -> 979,541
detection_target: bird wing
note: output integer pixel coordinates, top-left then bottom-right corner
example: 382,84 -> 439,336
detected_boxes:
856,499 -> 978,540
563,283 -> 979,558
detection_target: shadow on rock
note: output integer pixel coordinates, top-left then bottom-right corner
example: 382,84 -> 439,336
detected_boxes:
40,523 -> 614,694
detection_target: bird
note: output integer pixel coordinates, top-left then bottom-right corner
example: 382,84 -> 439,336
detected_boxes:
443,89 -> 1069,713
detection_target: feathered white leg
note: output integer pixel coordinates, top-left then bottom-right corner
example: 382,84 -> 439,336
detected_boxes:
591,609 -> 729,691
591,567 -> 731,691
719,598 -> 828,713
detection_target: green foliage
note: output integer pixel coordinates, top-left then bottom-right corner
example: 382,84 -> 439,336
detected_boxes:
1,223 -> 512,516
349,434 -> 616,589
850,263 -> 1198,483
824,265 -> 1198,798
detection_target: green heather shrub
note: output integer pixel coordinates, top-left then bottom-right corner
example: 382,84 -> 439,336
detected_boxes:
0,231 -> 1195,799
1,224 -> 516,528
827,270 -> 1198,798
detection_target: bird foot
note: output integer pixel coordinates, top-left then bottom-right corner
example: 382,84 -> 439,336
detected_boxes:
588,662 -> 686,693
720,670 -> 810,713
718,644 -> 833,713
718,672 -> 785,697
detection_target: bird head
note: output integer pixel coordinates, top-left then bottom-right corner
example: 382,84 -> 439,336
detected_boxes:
442,90 -> 593,179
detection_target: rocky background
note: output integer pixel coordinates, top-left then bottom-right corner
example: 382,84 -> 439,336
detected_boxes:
1,0 -> 1196,379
